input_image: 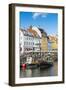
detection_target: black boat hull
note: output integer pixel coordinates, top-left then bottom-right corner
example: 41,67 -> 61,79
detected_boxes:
39,61 -> 53,69
26,64 -> 39,69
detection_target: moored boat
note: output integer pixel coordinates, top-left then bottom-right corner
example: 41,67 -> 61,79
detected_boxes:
39,61 -> 53,69
26,56 -> 38,68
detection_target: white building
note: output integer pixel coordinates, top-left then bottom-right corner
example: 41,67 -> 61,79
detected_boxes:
20,27 -> 41,55
19,29 -> 34,55
33,34 -> 41,51
32,26 -> 41,51
32,26 -> 42,38
28,26 -> 41,52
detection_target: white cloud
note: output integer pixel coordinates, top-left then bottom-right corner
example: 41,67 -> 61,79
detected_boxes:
32,13 -> 42,19
32,12 -> 48,19
41,13 -> 48,18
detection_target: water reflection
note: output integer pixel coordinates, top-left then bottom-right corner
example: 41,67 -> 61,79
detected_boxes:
20,61 -> 58,78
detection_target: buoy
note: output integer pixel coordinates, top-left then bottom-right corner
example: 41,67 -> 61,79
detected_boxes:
22,64 -> 26,68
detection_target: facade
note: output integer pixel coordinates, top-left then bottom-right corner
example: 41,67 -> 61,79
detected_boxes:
19,29 -> 34,55
48,35 -> 58,51
28,26 -> 41,52
33,36 -> 41,51
48,40 -> 52,51
38,28 -> 48,52
28,26 -> 48,52
20,28 -> 41,55
20,26 -> 57,55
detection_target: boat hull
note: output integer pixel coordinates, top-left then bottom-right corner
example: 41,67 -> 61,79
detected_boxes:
26,64 -> 38,69
39,61 -> 53,69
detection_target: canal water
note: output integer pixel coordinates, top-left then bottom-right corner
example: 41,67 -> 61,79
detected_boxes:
20,61 -> 58,78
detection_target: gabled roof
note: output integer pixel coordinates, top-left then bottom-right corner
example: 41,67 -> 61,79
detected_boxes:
38,28 -> 47,36
20,29 -> 33,37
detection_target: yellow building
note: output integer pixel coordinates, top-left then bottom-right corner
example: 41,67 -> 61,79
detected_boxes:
41,36 -> 48,52
48,35 -> 58,51
38,28 -> 48,52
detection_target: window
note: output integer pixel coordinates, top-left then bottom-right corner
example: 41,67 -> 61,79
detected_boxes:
27,42 -> 28,45
27,37 -> 28,40
33,42 -> 34,45
24,42 -> 27,45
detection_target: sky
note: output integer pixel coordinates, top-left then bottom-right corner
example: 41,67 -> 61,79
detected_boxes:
20,12 -> 58,35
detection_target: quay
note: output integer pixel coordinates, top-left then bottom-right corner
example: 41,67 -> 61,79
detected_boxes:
20,51 -> 57,69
